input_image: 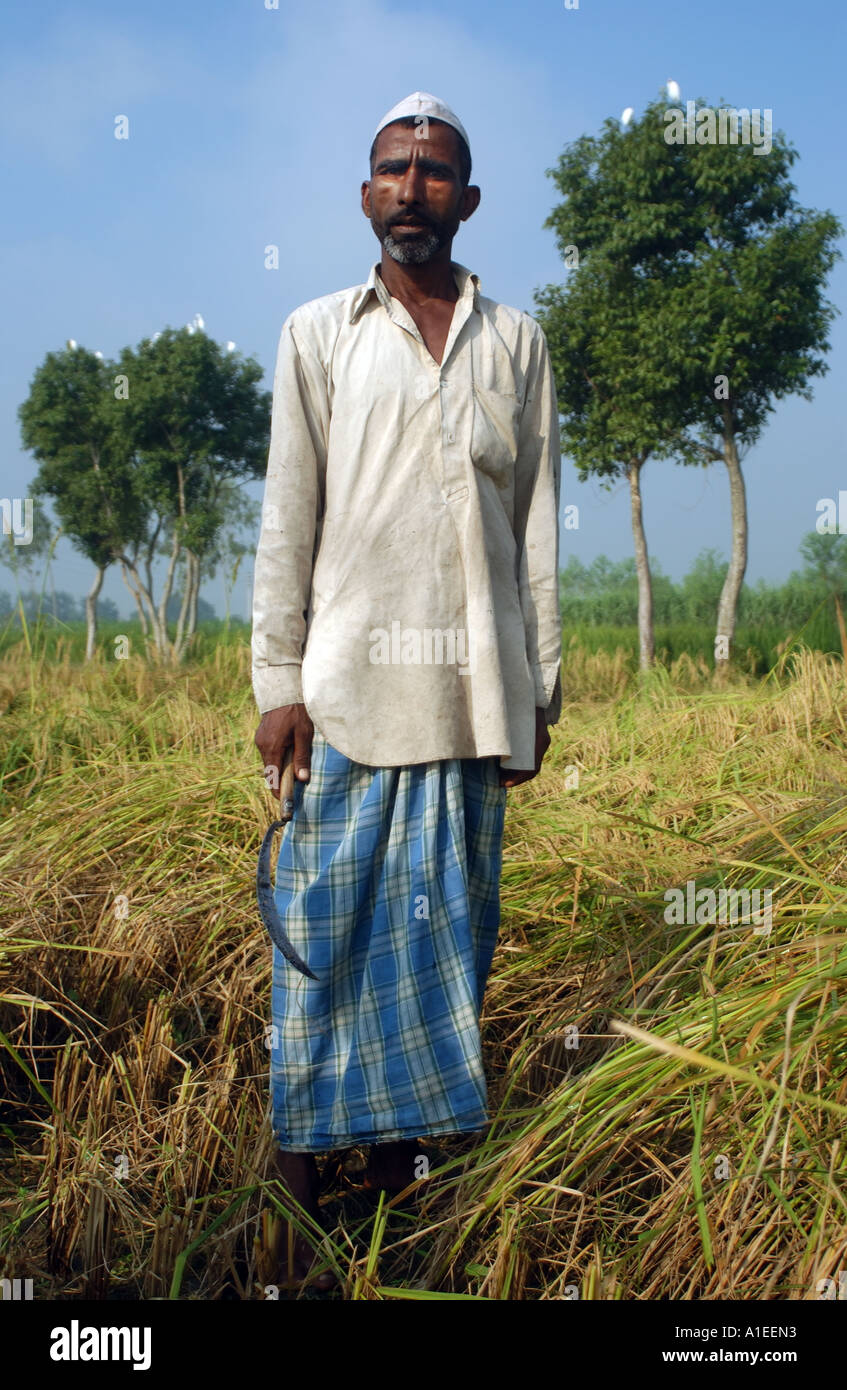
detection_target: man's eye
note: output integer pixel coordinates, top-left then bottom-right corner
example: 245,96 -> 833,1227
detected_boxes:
379,165 -> 451,178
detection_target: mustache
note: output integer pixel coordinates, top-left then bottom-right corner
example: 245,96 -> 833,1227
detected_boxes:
389,214 -> 434,228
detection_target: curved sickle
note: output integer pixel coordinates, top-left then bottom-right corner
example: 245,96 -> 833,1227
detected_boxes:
256,750 -> 319,982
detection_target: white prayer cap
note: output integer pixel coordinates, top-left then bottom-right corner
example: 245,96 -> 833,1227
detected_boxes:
372,91 -> 471,154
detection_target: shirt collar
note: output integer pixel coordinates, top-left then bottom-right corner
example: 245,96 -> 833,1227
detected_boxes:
348,259 -> 481,324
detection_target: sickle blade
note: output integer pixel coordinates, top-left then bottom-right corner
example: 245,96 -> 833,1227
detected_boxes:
256,817 -> 319,981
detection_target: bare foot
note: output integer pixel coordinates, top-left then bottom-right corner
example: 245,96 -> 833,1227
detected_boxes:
274,1150 -> 337,1290
364,1138 -> 427,1195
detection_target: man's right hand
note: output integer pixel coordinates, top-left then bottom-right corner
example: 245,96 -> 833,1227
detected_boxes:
254,703 -> 314,799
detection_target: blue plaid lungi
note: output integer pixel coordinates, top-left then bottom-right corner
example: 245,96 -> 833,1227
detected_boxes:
268,731 -> 507,1152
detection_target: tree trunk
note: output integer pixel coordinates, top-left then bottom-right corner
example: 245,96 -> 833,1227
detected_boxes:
173,551 -> 200,663
84,565 -> 105,661
187,554 -> 200,644
120,560 -> 149,636
715,407 -> 748,672
143,521 -> 161,643
156,526 -> 182,664
118,557 -> 169,661
173,550 -> 193,660
628,457 -> 654,670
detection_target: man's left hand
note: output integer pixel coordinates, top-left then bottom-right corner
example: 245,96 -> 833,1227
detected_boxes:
499,707 -> 551,788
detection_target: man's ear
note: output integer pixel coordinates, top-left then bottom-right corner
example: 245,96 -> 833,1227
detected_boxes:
361,179 -> 372,217
460,185 -> 481,222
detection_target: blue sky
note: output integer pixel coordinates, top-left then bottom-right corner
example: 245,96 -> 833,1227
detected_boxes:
2,0 -> 845,619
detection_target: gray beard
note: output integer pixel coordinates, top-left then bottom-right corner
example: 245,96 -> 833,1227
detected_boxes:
382,228 -> 441,264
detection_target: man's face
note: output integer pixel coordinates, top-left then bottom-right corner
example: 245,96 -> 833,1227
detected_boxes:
362,120 -> 479,265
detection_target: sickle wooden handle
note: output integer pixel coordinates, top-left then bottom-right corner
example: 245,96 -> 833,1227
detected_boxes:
279,746 -> 296,822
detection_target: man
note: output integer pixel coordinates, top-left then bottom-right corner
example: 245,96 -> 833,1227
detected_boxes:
252,91 -> 561,1290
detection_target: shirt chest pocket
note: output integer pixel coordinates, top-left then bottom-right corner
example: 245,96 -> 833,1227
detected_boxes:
470,385 -> 521,488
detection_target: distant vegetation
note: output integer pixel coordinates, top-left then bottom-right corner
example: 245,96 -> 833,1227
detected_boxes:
3,538 -> 846,676
558,541 -> 847,672
0,586 -> 223,628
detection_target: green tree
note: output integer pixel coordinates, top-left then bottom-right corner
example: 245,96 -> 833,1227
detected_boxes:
18,344 -> 143,658
537,254 -> 691,668
659,104 -> 841,668
19,329 -> 271,664
536,109 -> 721,668
537,94 -> 842,671
112,327 -> 270,662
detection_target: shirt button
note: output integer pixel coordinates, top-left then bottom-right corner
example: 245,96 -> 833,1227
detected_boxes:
447,430 -> 455,443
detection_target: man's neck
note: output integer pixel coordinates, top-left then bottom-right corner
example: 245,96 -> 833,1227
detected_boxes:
377,248 -> 459,308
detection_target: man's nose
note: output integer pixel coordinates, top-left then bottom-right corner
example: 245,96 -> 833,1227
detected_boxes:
398,162 -> 427,204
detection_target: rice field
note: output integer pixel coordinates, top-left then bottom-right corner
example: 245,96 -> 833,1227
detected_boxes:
1,631 -> 846,1300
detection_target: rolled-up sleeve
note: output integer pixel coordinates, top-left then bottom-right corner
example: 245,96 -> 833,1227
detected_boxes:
514,324 -> 562,725
251,312 -> 328,714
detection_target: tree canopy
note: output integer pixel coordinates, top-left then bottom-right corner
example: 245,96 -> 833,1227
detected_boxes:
536,93 -> 842,670
18,328 -> 270,661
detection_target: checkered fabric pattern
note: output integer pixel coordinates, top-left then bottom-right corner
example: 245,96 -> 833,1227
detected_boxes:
268,731 -> 507,1152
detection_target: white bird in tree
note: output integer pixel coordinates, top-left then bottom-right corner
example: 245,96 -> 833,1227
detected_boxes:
226,341 -> 236,353
94,351 -> 103,359
193,313 -> 205,330
67,338 -> 77,349
621,107 -> 634,127
666,79 -> 681,101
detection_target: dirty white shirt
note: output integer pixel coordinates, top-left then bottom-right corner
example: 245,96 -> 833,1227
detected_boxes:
251,259 -> 562,770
